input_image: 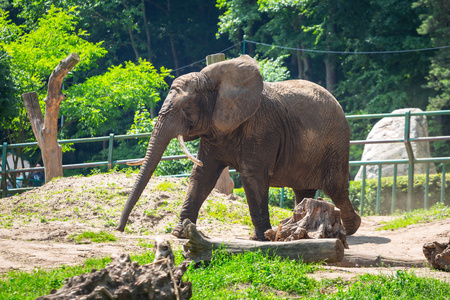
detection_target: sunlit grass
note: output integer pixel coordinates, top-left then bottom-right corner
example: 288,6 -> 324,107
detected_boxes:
2,248 -> 450,300
69,230 -> 117,243
379,203 -> 450,230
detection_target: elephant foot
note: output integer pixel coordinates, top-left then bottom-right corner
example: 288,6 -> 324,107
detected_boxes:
342,211 -> 361,236
171,223 -> 187,239
249,230 -> 270,241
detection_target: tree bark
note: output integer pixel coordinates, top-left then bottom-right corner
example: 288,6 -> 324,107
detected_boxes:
22,53 -> 80,183
182,219 -> 345,263
265,198 -> 348,248
206,53 -> 234,195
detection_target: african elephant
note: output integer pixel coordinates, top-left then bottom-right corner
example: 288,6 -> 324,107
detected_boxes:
117,55 -> 361,240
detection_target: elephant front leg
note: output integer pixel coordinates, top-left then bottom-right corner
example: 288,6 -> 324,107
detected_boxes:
172,158 -> 225,238
241,171 -> 271,241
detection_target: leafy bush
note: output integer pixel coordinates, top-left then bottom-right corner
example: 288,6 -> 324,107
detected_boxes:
234,172 -> 449,215
349,173 -> 450,215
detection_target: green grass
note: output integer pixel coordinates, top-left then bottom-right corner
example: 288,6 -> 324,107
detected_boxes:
69,230 -> 117,243
186,249 -> 320,299
1,249 -> 449,300
154,180 -> 178,192
379,203 -> 450,230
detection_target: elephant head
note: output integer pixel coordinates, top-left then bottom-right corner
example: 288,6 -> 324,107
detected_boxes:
117,55 -> 263,231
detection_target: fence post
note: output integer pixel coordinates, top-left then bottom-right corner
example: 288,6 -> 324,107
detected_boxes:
108,133 -> 114,170
243,36 -> 246,54
404,111 -> 415,211
280,187 -> 285,208
1,142 -> 7,198
360,165 -> 366,215
425,163 -> 430,209
376,165 -> 382,214
391,164 -> 397,213
441,163 -> 446,204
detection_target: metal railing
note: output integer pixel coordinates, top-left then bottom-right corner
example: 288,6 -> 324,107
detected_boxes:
1,110 -> 450,214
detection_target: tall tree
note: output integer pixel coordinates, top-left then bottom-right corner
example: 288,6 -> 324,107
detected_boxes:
414,0 -> 450,111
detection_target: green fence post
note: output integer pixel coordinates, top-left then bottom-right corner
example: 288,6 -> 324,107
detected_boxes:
108,133 -> 114,170
391,164 -> 397,213
425,163 -> 430,209
1,142 -> 7,198
441,163 -> 446,204
360,165 -> 366,215
376,165 -> 382,214
280,187 -> 285,208
243,36 -> 246,54
404,111 -> 415,212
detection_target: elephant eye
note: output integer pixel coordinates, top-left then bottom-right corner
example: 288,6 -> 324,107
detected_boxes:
182,107 -> 192,118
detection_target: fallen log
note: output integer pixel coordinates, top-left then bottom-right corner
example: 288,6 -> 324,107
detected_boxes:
335,249 -> 426,268
182,219 -> 344,264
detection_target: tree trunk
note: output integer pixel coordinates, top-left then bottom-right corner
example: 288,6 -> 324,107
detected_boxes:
324,55 -> 337,92
142,0 -> 153,63
182,219 -> 345,263
206,53 -> 234,195
265,198 -> 348,248
22,53 -> 80,183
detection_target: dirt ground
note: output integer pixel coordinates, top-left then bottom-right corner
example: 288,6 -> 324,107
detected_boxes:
0,172 -> 449,283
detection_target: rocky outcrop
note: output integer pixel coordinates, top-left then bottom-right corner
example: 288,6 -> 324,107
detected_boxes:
355,108 -> 436,181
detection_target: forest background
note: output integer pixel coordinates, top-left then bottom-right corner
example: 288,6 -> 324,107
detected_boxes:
0,0 -> 449,181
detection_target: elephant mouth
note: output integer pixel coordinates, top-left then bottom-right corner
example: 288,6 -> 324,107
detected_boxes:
126,134 -> 203,168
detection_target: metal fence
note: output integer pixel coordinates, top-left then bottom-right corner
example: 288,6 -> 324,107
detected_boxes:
1,110 -> 450,215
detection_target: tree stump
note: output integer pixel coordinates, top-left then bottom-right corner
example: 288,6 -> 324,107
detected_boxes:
182,219 -> 344,264
264,198 -> 348,248
423,239 -> 450,271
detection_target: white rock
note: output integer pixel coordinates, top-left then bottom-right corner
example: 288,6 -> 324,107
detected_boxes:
354,108 -> 436,180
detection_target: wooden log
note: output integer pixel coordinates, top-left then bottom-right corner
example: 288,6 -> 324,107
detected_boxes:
335,249 -> 426,268
181,219 -> 344,263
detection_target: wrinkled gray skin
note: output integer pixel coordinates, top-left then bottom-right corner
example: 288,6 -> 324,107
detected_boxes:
117,55 -> 361,240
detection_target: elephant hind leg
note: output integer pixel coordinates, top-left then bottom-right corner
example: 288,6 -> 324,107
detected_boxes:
324,188 -> 361,236
293,189 -> 317,206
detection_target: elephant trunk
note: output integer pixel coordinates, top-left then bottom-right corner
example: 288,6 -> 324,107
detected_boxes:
117,120 -> 175,232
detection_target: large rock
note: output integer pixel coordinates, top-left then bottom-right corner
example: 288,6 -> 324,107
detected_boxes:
355,108 -> 436,181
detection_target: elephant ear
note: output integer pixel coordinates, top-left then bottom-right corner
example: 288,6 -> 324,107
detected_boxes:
201,55 -> 263,136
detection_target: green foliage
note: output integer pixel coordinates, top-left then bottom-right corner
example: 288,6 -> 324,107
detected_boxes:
63,59 -> 171,137
0,46 -> 16,127
379,203 -> 450,230
414,0 -> 450,112
349,173 -> 450,215
256,55 -> 290,82
1,6 -> 106,94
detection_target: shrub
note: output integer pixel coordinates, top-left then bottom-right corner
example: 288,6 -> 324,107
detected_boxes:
349,173 -> 450,215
